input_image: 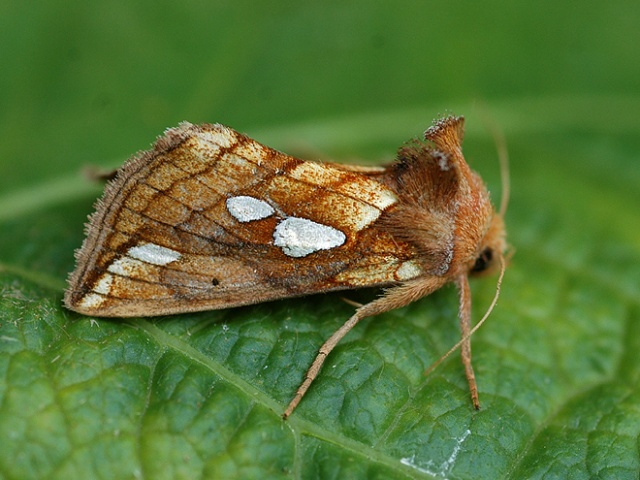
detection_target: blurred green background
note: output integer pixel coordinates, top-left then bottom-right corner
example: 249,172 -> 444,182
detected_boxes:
2,0 -> 637,191
1,1 -> 639,479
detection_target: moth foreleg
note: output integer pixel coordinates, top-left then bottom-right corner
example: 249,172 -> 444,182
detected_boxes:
456,274 -> 480,409
282,309 -> 364,419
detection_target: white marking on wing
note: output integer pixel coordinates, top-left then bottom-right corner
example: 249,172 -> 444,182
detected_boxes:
77,293 -> 107,310
77,273 -> 114,310
226,196 -> 275,222
334,256 -> 399,284
93,273 -> 114,294
396,260 -> 422,280
107,256 -> 146,277
347,203 -> 383,231
273,217 -> 346,257
127,243 -> 181,266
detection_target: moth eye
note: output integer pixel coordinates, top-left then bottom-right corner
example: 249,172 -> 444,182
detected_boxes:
471,247 -> 493,273
211,278 -> 220,287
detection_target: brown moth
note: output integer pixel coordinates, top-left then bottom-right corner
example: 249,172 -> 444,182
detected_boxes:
64,116 -> 507,418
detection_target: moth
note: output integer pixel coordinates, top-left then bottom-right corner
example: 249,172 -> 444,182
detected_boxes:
64,116 -> 508,418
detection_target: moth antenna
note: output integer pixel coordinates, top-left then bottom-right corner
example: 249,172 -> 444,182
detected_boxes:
476,107 -> 510,217
493,121 -> 510,218
425,255 -> 506,378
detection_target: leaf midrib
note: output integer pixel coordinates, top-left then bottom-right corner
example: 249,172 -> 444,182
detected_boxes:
133,319 -> 435,479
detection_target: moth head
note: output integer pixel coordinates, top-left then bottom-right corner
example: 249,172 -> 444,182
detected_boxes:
469,212 -> 507,277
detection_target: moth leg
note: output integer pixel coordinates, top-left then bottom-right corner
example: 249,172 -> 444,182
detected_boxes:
282,277 -> 445,419
282,309 -> 363,419
456,275 -> 480,409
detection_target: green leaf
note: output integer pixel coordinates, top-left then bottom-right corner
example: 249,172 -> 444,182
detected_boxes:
1,2 -> 639,479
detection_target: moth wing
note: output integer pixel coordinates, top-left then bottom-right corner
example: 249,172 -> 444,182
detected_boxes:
65,123 -> 422,317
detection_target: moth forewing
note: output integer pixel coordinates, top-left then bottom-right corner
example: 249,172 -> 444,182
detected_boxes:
65,115 -> 507,418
